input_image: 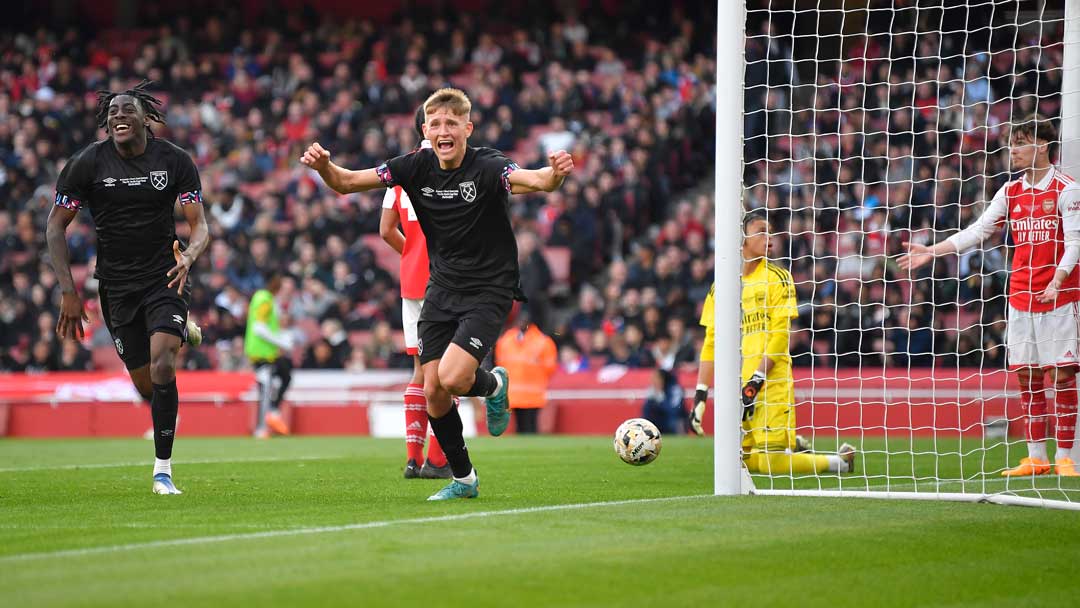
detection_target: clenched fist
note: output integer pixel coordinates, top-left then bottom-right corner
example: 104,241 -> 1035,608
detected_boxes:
300,142 -> 331,172
548,150 -> 574,178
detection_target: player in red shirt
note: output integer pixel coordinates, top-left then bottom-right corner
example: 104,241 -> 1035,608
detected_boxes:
900,115 -> 1080,477
380,107 -> 450,479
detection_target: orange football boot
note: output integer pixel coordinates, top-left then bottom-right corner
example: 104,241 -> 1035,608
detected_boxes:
265,410 -> 291,436
1001,457 -> 1051,476
1055,457 -> 1079,477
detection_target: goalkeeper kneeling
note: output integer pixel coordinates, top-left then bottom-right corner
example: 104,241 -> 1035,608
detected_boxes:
689,209 -> 855,475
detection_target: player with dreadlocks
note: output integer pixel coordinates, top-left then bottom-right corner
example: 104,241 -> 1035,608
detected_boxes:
47,80 -> 210,495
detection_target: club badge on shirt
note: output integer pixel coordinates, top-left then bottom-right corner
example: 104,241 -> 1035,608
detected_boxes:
150,171 -> 168,191
459,181 -> 477,202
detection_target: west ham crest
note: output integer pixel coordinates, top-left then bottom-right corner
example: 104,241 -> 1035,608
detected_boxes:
459,181 -> 477,202
150,170 -> 168,191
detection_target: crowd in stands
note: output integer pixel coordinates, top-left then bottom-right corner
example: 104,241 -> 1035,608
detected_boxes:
0,4 -> 719,373
744,6 -> 1062,370
2,3 -> 1060,376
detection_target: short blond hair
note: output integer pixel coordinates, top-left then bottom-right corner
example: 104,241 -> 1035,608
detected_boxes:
423,88 -> 472,120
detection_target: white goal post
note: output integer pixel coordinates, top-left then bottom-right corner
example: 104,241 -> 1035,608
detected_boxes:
715,0 -> 1080,510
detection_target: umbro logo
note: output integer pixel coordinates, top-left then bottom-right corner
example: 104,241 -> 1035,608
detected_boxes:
103,177 -> 117,187
421,187 -> 435,197
114,338 -> 124,355
172,315 -> 184,325
469,337 -> 483,349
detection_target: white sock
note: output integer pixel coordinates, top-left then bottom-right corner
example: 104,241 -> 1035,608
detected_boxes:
1028,441 -> 1048,461
154,458 -> 172,477
454,468 -> 477,485
489,371 -> 504,397
826,455 -> 848,473
1055,446 -> 1073,461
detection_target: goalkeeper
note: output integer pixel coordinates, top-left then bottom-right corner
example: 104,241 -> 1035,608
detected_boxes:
689,209 -> 855,475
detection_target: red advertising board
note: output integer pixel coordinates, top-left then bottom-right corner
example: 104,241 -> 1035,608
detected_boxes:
0,367 -> 1024,438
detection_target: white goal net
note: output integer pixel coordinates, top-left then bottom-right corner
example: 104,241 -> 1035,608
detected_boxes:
719,0 -> 1080,509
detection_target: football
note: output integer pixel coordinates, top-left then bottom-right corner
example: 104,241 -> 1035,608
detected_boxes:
613,418 -> 662,465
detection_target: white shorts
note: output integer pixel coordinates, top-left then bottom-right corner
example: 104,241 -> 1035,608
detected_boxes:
403,298 -> 423,355
1007,302 -> 1080,369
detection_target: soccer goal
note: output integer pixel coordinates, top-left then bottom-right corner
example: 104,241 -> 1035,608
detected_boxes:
716,0 -> 1080,510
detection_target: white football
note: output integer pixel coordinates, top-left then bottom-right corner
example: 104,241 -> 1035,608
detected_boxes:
613,418 -> 662,465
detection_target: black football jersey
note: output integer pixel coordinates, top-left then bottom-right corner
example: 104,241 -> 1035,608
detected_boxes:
377,146 -> 521,295
54,137 -> 202,284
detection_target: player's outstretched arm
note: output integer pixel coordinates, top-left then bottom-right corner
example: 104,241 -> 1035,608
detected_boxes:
898,186 -> 1008,272
299,142 -> 383,194
45,205 -> 89,340
168,201 -> 210,295
509,150 -> 574,194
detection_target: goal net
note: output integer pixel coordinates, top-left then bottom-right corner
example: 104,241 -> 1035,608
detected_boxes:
718,0 -> 1080,509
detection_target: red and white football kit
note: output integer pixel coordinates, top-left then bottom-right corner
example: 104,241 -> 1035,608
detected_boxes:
946,168 -> 1080,368
381,185 -> 430,355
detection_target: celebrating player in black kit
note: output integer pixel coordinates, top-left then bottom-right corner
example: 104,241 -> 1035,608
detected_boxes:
47,81 -> 210,495
301,88 -> 573,500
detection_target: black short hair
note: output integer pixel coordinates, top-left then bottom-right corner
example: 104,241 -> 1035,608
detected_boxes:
95,79 -> 166,134
742,208 -> 770,231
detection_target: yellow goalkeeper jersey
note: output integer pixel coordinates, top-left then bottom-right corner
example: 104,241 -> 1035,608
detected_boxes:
699,260 -> 798,380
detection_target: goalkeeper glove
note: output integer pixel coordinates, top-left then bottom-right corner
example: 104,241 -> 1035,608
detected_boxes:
741,371 -> 766,421
689,384 -> 708,436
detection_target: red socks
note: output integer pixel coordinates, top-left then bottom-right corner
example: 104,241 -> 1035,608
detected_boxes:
405,384 -> 427,463
404,383 -> 448,467
1055,376 -> 1077,451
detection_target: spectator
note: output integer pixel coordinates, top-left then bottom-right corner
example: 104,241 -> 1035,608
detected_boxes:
494,308 -> 558,434
642,368 -> 686,435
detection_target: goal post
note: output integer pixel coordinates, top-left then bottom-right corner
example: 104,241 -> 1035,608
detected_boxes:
717,0 -> 1080,510
714,0 -> 750,496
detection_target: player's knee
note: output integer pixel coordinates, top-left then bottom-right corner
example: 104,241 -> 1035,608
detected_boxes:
423,378 -> 447,405
439,369 -> 472,395
149,354 -> 176,384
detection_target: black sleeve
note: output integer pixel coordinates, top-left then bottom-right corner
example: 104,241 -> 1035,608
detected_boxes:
174,147 -> 203,205
475,147 -> 520,196
376,152 -> 421,189
54,145 -> 96,211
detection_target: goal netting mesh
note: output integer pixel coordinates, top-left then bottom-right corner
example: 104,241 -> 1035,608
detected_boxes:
739,0 -> 1080,508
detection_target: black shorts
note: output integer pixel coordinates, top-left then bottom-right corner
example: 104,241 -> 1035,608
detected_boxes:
417,283 -> 512,365
99,277 -> 190,371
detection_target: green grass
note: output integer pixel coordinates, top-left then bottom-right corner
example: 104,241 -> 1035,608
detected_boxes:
1,436 -> 1079,608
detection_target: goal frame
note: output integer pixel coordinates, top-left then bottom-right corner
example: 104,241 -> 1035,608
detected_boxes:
713,0 -> 1080,511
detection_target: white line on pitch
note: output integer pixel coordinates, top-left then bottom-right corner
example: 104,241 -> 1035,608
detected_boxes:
0,455 -> 337,473
0,494 -> 715,563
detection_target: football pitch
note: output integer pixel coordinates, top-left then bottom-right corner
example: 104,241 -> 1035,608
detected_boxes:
2,436 -> 1079,607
